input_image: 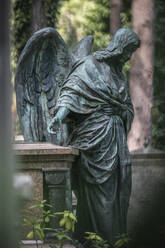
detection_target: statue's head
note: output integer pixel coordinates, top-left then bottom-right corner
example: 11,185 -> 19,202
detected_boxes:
94,28 -> 140,64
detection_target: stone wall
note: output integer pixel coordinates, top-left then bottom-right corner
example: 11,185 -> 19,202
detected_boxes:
128,149 -> 165,248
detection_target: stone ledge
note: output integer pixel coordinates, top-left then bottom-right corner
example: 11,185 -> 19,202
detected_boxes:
13,143 -> 79,156
131,148 -> 165,161
13,143 -> 79,169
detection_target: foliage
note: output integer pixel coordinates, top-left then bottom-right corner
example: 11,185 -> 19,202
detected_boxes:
152,0 -> 165,150
57,0 -> 90,50
11,0 -> 32,64
57,0 -> 110,51
10,0 -> 32,136
82,0 -> 110,51
56,211 -> 77,232
11,0 -> 64,65
24,198 -> 77,248
45,0 -> 64,28
120,0 -> 132,29
85,232 -> 110,248
24,199 -> 131,248
57,0 -> 131,51
85,232 -> 131,248
24,198 -> 53,247
114,234 -> 131,248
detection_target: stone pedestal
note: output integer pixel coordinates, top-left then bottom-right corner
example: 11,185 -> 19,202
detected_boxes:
13,143 -> 79,239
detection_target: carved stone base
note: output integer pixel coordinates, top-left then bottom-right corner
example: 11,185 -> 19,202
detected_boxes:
13,142 -> 79,239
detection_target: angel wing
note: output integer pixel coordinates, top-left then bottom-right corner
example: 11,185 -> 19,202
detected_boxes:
15,27 -> 94,145
72,35 -> 94,62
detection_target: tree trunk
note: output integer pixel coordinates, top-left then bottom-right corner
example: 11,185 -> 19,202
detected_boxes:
0,0 -> 17,247
128,0 -> 155,151
110,0 -> 122,35
31,0 -> 46,33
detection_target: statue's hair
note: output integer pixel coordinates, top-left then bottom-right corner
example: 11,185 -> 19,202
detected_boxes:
93,28 -> 140,61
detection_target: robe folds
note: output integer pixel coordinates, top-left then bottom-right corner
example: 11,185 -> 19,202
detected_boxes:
56,55 -> 134,245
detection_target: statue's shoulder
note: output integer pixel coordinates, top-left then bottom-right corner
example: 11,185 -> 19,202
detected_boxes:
86,54 -> 96,62
83,54 -> 98,68
71,55 -> 99,75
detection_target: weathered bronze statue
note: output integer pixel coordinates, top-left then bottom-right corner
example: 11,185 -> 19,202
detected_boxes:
15,27 -> 140,246
48,28 -> 140,246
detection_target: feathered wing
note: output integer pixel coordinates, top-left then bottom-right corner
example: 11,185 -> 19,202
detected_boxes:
15,27 -> 94,145
15,27 -> 72,144
71,35 -> 94,63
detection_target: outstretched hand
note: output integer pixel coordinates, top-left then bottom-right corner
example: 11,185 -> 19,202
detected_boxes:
47,107 -> 70,134
47,116 -> 62,134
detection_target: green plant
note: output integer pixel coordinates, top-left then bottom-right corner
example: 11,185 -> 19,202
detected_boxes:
50,229 -> 72,248
114,234 -> 131,248
52,210 -> 77,248
24,198 -> 131,248
23,198 -> 77,248
85,232 -> 131,248
24,198 -> 54,247
85,232 -> 110,248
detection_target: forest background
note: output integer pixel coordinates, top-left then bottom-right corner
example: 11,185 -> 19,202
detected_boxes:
10,0 -> 165,151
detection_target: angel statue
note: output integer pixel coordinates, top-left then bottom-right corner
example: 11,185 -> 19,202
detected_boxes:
15,27 -> 140,246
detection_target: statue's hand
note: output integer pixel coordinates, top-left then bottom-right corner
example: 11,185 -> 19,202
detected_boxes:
47,107 -> 70,134
47,116 -> 62,134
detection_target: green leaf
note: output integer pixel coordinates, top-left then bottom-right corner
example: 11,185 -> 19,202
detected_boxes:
64,211 -> 69,218
37,204 -> 44,209
29,204 -> 39,209
36,219 -> 43,223
45,216 -> 50,223
31,218 -> 38,225
59,218 -> 65,227
45,203 -> 52,208
43,227 -> 54,231
68,212 -> 77,222
55,212 -> 65,215
27,231 -> 34,239
65,219 -> 72,230
34,224 -> 41,230
55,233 -> 72,241
23,218 -> 31,225
114,239 -> 125,248
36,230 -> 44,240
63,235 -> 72,241
34,197 -> 41,202
50,214 -> 56,218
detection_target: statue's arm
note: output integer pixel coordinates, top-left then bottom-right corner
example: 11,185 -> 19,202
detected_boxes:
47,107 -> 70,134
55,107 -> 70,122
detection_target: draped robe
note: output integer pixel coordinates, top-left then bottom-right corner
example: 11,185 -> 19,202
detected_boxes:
56,55 -> 134,245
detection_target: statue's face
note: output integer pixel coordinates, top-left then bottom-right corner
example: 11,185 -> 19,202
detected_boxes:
119,43 -> 138,63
